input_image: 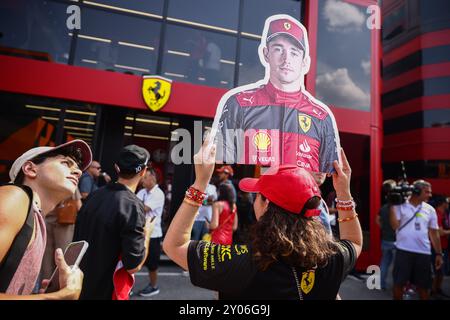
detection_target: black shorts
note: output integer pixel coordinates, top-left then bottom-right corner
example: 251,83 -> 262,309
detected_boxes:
393,249 -> 432,289
145,237 -> 162,271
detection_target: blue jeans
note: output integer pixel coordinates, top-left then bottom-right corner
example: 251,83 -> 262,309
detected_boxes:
380,240 -> 396,289
191,221 -> 208,241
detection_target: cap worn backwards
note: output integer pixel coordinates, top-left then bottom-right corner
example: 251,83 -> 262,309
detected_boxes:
116,145 -> 150,174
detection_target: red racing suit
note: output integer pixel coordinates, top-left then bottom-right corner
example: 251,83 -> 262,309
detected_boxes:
216,81 -> 340,173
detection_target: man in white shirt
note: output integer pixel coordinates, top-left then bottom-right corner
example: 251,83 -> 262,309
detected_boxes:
390,180 -> 443,300
136,167 -> 165,297
192,183 -> 217,240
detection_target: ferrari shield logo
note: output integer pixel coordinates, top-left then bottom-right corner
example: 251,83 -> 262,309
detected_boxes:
300,270 -> 315,294
142,75 -> 172,112
298,114 -> 312,133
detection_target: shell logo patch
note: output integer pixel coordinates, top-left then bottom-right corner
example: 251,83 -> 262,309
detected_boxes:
253,132 -> 271,151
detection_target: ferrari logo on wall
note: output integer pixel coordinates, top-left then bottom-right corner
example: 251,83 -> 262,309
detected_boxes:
298,114 -> 312,133
300,270 -> 315,294
142,75 -> 172,112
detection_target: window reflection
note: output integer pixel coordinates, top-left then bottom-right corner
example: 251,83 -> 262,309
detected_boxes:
238,39 -> 265,86
162,25 -> 236,88
168,0 -> 239,32
241,0 -> 302,37
0,0 -> 71,63
0,93 -> 98,182
420,0 -> 450,26
60,104 -> 98,146
316,0 -> 371,111
73,8 -> 160,75
83,0 -> 164,17
382,4 -> 406,41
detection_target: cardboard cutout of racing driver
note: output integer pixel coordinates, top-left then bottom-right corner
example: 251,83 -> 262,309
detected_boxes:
211,14 -> 341,173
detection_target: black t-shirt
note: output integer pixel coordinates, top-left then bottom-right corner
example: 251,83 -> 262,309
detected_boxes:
73,183 -> 146,300
188,240 -> 356,300
379,203 -> 396,242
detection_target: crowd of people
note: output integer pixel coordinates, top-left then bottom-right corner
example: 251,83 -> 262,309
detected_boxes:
0,137 -> 448,301
0,133 -> 360,300
0,14 -> 448,301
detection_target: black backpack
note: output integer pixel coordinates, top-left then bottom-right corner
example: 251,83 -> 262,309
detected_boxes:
0,184 -> 35,292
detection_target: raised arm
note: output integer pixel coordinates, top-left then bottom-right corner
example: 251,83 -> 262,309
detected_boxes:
332,149 -> 363,257
163,138 -> 216,270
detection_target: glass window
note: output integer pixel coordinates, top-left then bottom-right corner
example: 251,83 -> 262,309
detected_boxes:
420,0 -> 450,28
383,77 -> 450,108
83,0 -> 164,17
315,0 -> 371,111
0,0 -> 71,64
383,160 -> 450,180
241,0 -> 302,37
60,104 -> 98,147
73,8 -> 161,75
168,0 -> 239,32
382,4 -> 406,41
384,45 -> 450,80
238,39 -> 265,86
424,109 -> 450,128
0,93 -> 97,183
162,25 -> 237,88
384,109 -> 450,135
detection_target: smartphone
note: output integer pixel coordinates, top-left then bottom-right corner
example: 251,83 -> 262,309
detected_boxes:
44,240 -> 89,293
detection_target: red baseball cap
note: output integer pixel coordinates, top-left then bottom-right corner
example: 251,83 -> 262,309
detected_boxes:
266,17 -> 306,51
216,165 -> 234,176
239,165 -> 321,216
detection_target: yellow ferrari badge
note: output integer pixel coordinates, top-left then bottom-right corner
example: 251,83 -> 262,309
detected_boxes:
300,270 -> 315,294
298,114 -> 312,133
142,75 -> 172,112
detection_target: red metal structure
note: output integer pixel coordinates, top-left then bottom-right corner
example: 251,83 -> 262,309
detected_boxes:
304,0 -> 382,269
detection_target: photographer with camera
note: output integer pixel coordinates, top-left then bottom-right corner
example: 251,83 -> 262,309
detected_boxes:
375,179 -> 397,291
389,180 -> 443,300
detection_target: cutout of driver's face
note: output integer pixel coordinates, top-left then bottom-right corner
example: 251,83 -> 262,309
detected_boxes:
264,35 -> 306,89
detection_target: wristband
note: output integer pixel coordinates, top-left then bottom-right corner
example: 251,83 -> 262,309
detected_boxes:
337,214 -> 358,223
185,186 -> 207,204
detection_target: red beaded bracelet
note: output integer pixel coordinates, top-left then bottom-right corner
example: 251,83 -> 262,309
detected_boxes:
336,205 -> 355,211
185,186 -> 207,205
335,198 -> 354,205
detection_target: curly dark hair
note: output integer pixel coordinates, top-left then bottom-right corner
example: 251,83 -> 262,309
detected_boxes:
250,195 -> 338,271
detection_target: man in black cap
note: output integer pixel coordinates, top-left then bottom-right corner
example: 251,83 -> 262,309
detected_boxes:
73,145 -> 154,300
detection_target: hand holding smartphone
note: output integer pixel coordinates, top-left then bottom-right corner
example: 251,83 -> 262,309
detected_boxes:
44,240 -> 89,293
